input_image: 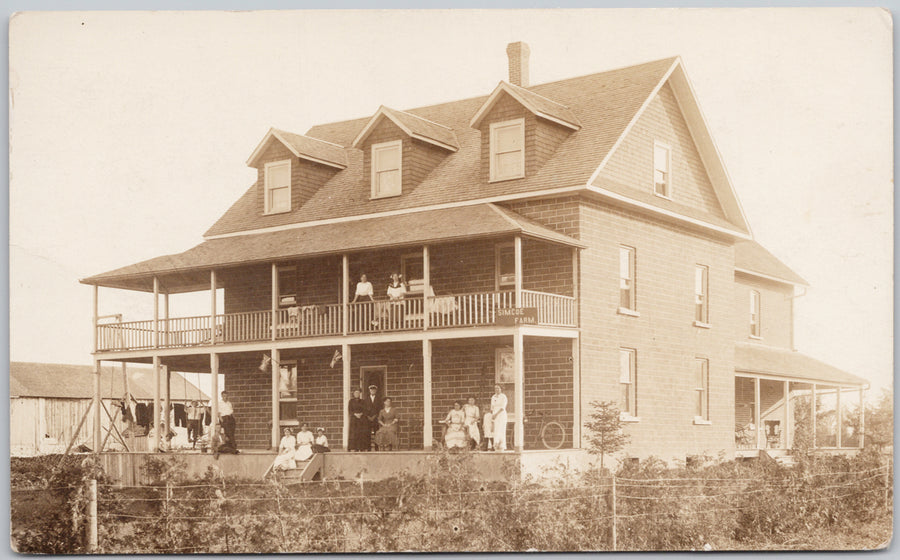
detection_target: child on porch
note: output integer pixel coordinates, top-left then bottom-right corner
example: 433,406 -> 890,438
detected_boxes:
313,427 -> 331,453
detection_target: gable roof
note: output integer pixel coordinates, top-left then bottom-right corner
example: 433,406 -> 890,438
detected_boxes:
734,240 -> 808,286
735,343 -> 867,387
10,362 -> 210,400
469,81 -> 581,130
352,106 -> 459,151
82,204 -> 584,292
246,128 -> 348,169
206,56 -> 743,238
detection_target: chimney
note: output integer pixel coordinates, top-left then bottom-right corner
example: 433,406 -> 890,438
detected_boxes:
506,41 -> 530,87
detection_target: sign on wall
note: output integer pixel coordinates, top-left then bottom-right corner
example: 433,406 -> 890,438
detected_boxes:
495,307 -> 538,326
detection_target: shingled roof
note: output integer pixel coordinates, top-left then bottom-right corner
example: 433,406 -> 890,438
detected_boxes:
352,106 -> 459,151
735,343 -> 866,387
205,57 -> 712,238
246,128 -> 348,169
734,240 -> 808,286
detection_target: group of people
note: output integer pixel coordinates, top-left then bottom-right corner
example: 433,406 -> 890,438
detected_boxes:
351,272 -> 410,328
273,423 -> 331,470
348,384 -> 400,451
442,385 -> 509,451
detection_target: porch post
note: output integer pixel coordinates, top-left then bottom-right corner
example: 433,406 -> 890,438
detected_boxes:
92,285 -> 98,353
811,383 -> 817,449
164,365 -> 171,437
753,377 -> 761,449
270,348 -> 280,448
92,360 -> 101,453
342,255 -> 349,336
514,235 -> 523,306
572,247 -> 579,327
783,380 -> 790,449
423,339 -> 433,449
210,270 -> 217,344
571,338 -> 581,448
152,355 -> 161,451
210,353 -> 219,452
153,276 -> 159,349
513,331 -> 525,451
423,245 -> 431,331
271,263 -> 278,342
836,387 -> 842,448
163,293 -> 169,347
859,387 -> 865,448
342,343 -> 351,450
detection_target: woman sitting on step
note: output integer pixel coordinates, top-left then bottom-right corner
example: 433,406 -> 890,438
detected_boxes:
442,401 -> 468,450
294,423 -> 315,462
274,427 -> 297,470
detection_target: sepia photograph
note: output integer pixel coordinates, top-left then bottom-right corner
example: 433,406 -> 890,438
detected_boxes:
8,7 -> 893,553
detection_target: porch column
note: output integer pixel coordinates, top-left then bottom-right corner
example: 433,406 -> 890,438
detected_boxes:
210,270 -> 217,344
836,387 -> 842,448
92,285 -> 98,353
341,343 -> 351,449
271,263 -> 278,342
342,255 -> 349,336
92,360 -> 101,453
571,338 -> 581,448
164,365 -> 171,437
783,380 -> 790,449
270,348 -> 280,448
152,355 -> 161,451
423,339 -> 433,449
423,245 -> 431,331
513,331 -> 525,451
153,276 -> 159,349
859,387 -> 865,448
514,235 -> 523,306
572,247 -> 579,327
811,383 -> 817,449
754,377 -> 761,449
210,353 -> 219,452
163,293 -> 169,347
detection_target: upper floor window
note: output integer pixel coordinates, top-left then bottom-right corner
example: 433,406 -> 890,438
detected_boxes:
264,160 -> 291,214
278,265 -> 297,307
694,265 -> 709,324
619,246 -> 636,311
749,290 -> 761,338
653,142 -> 671,198
619,348 -> 637,418
490,119 -> 525,182
495,243 -> 516,289
695,358 -> 710,422
371,140 -> 402,198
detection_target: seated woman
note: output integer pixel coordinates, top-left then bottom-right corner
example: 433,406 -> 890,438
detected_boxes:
273,427 -> 297,470
463,397 -> 481,449
374,397 -> 400,451
294,423 -> 315,462
443,401 -> 468,450
312,427 -> 331,453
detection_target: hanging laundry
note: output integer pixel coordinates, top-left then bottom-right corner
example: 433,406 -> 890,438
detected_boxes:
173,403 -> 187,427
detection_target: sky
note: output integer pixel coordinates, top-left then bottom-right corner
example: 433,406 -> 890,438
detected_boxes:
8,8 -> 894,396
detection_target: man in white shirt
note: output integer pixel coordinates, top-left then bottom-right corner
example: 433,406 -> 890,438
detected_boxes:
212,390 -> 236,450
490,384 -> 508,451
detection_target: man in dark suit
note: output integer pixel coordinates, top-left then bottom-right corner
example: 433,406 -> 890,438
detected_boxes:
363,384 -> 382,450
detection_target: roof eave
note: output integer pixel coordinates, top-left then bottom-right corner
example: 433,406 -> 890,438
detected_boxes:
469,82 -> 581,130
735,267 -> 808,288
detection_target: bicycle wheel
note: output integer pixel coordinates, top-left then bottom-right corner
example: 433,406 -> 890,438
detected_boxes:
540,421 -> 566,449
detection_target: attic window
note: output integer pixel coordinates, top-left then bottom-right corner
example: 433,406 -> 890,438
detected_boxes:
371,140 -> 402,198
490,119 -> 525,182
264,160 -> 292,214
653,142 -> 671,198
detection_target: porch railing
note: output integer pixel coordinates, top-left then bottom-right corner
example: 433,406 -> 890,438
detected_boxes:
95,289 -> 577,351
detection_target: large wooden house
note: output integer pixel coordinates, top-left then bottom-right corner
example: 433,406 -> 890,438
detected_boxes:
81,43 -> 866,467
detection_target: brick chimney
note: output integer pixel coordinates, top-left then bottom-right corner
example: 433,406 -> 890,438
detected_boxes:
506,41 -> 530,87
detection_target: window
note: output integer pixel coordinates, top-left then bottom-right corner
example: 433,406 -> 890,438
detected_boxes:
278,361 -> 298,425
619,246 -> 636,311
694,265 -> 709,324
619,348 -> 637,418
749,290 -> 761,337
264,160 -> 291,214
653,142 -> 671,197
401,252 -> 425,294
490,119 -> 525,181
371,140 -> 402,198
695,358 -> 710,422
495,243 -> 516,288
277,265 -> 297,307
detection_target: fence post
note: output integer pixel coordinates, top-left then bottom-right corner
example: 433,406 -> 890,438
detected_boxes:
611,475 -> 617,551
86,478 -> 98,553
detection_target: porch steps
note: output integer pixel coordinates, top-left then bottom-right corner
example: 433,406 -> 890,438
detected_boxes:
760,449 -> 798,468
277,453 -> 324,484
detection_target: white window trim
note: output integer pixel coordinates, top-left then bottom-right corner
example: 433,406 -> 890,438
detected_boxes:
489,118 -> 525,182
277,265 -> 297,308
277,360 -> 299,426
695,358 -> 710,422
653,141 -> 672,200
693,418 -> 712,426
264,159 -> 292,215
619,245 -> 636,312
617,307 -> 640,318
694,264 -> 709,325
495,242 -> 516,290
370,140 -> 402,199
619,348 -> 637,418
620,413 -> 642,423
749,289 -> 761,339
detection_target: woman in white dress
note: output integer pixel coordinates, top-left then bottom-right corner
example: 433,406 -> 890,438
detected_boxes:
490,385 -> 508,451
294,423 -> 315,462
463,396 -> 481,449
443,401 -> 468,449
273,427 -> 297,470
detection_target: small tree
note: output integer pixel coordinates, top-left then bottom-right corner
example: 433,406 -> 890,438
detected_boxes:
583,400 -> 631,470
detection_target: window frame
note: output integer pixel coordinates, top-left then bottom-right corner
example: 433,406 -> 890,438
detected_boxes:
693,265 -> 710,326
489,118 -> 526,182
618,245 -> 637,314
653,141 -> 672,199
371,140 -> 403,199
278,360 -> 299,426
749,289 -> 761,338
619,348 -> 639,421
495,242 -> 516,290
264,159 -> 292,215
694,358 -> 711,424
277,265 -> 297,308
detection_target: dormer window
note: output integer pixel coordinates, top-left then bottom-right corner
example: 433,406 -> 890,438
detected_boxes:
371,140 -> 402,198
490,118 -> 525,182
653,142 -> 671,198
264,160 -> 292,214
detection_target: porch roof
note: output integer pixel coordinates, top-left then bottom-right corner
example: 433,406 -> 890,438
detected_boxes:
735,343 -> 867,387
81,203 -> 584,293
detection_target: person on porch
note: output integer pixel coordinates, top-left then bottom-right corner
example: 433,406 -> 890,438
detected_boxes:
364,384 -> 382,450
352,273 -> 375,303
463,396 -> 481,450
443,401 -> 467,450
213,390 -> 237,451
348,388 -> 368,451
375,397 -> 400,451
313,427 -> 331,453
294,423 -> 315,461
490,385 -> 508,451
386,272 -> 407,328
273,427 -> 297,470
185,400 -> 204,449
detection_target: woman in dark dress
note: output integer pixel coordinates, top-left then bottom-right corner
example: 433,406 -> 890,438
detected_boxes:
348,388 -> 368,451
